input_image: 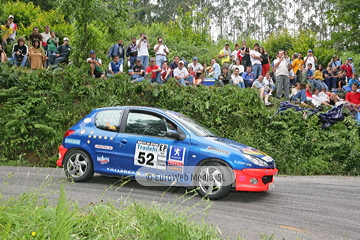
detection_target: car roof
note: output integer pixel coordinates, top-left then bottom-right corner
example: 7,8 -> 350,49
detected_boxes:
94,106 -> 171,114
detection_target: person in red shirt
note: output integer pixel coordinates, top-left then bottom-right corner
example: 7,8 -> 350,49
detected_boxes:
345,83 -> 360,109
340,59 -> 353,78
146,57 -> 162,84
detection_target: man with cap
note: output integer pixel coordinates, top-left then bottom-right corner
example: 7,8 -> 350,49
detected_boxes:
218,43 -> 232,68
304,49 -> 317,71
87,50 -> 105,78
145,57 -> 163,84
129,57 -> 145,83
173,61 -> 194,86
250,43 -> 263,80
328,55 -> 341,70
7,15 -> 17,43
348,58 -> 356,74
49,37 -> 71,66
0,21 -> 13,45
187,57 -> 204,79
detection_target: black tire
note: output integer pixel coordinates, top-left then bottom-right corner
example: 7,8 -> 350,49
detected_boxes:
196,161 -> 232,200
63,149 -> 94,182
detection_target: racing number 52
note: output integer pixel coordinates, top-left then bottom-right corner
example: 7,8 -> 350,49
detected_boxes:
137,152 -> 155,166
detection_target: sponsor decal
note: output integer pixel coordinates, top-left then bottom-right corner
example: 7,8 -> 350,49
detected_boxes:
84,118 -> 92,123
207,146 -> 230,155
134,141 -> 168,170
80,129 -> 86,135
242,148 -> 266,156
262,155 -> 274,163
65,138 -> 80,145
95,144 -> 113,150
168,146 -> 186,172
97,155 -> 110,164
109,126 -> 116,130
106,168 -> 135,174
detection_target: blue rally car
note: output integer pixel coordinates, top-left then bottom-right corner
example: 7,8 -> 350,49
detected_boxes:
57,106 -> 278,200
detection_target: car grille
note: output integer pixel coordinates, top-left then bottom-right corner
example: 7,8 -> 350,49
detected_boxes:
262,176 -> 273,185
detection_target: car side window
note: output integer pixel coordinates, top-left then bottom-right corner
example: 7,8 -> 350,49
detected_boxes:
95,110 -> 123,132
125,112 -> 167,137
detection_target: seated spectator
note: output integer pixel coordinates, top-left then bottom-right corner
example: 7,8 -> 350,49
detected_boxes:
323,65 -> 335,91
218,67 -> 231,87
46,31 -> 59,57
328,55 -> 341,70
0,20 -> 13,45
340,59 -> 352,79
348,58 -> 356,74
145,57 -> 162,84
107,55 -> 123,77
344,74 -> 360,92
87,50 -> 105,78
11,38 -> 28,67
312,88 -> 333,107
230,68 -> 245,89
229,58 -> 244,74
205,58 -> 221,82
173,61 -> 194,86
28,39 -> 48,69
290,83 -> 308,105
306,63 -> 322,91
49,37 -> 71,66
187,57 -> 204,79
331,66 -> 339,88
242,66 -> 255,88
28,27 -> 43,47
321,88 -> 340,106
252,75 -> 272,106
337,70 -> 348,88
345,83 -> 360,109
298,64 -> 309,85
170,55 -> 180,73
263,72 -> 276,96
289,65 -> 296,87
129,58 -> 145,83
314,64 -> 329,92
160,61 -> 171,83
0,44 -> 8,63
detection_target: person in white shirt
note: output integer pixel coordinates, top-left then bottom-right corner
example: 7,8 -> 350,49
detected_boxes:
173,61 -> 194,86
252,75 -> 272,106
250,43 -> 263,80
41,25 -> 51,44
187,57 -> 203,79
230,68 -> 245,88
154,37 -> 169,68
304,49 -> 317,71
136,33 -> 150,69
274,50 -> 291,99
87,50 -> 105,78
231,43 -> 240,61
7,15 -> 17,43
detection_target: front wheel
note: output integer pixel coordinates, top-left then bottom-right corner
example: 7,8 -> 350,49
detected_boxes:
196,161 -> 232,200
63,149 -> 94,182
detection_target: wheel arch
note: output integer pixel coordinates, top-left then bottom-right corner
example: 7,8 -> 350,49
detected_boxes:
63,147 -> 93,166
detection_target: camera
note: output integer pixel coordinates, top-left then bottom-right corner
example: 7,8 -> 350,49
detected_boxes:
143,36 -> 147,40
0,49 -> 3,53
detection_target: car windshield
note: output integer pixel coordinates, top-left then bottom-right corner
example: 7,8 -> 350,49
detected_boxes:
167,111 -> 217,137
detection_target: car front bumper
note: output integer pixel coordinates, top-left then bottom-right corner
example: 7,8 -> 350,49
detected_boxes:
56,145 -> 68,167
234,168 -> 278,191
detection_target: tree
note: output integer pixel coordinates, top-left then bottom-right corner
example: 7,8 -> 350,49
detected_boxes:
326,0 -> 360,53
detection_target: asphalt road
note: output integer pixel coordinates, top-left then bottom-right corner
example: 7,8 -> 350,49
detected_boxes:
1,166 -> 359,240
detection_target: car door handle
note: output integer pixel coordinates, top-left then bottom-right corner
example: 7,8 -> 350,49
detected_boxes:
120,139 -> 128,144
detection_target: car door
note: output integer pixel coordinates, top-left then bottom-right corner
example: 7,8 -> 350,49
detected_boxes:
113,110 -> 191,174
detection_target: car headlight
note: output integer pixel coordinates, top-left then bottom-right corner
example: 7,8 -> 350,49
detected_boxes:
242,154 -> 269,167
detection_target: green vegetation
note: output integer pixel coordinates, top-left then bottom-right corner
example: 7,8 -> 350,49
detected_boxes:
0,174 -> 219,239
0,64 -> 359,175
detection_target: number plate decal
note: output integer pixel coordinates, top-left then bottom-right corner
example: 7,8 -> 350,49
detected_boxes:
134,141 -> 168,170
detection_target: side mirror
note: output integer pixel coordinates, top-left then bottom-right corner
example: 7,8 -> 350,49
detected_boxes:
166,130 -> 182,141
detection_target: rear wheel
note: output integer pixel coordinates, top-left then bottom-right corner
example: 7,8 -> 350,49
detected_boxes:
196,161 -> 232,200
64,149 -> 94,182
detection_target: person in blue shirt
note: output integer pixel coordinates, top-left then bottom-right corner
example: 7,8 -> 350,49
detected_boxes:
107,55 -> 123,77
205,58 -> 221,81
343,73 -> 360,92
242,66 -> 255,87
306,63 -> 321,91
108,39 -> 125,64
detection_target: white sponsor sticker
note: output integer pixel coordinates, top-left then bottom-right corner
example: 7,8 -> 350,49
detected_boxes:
95,144 -> 113,150
84,118 -> 92,123
134,141 -> 168,170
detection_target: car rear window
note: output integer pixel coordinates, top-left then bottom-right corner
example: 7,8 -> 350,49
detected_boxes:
95,110 -> 123,132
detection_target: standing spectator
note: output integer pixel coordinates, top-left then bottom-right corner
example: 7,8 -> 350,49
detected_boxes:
107,55 -> 123,77
292,53 -> 304,76
160,61 -> 171,83
314,64 -> 329,92
239,40 -> 251,69
340,59 -> 353,79
49,37 -> 71,66
41,25 -> 51,46
328,55 -> 341,70
323,66 -> 336,91
145,57 -> 162,84
348,58 -> 356,73
137,33 -> 150,69
252,75 -> 272,106
28,27 -> 43,47
126,37 -> 138,69
7,15 -> 17,43
218,67 -> 231,87
87,50 -> 105,78
304,49 -> 317,71
274,50 -> 291,99
259,47 -> 270,76
28,39 -> 48,69
0,44 -> 8,63
250,43 -> 263,79
0,21 -> 13,45
108,39 -> 125,65
129,58 -> 145,83
218,43 -> 232,68
170,55 -> 180,72
11,37 -> 28,67
173,61 -> 194,86
230,68 -> 245,89
154,37 -> 169,68
229,58 -> 244,74
231,43 -> 240,61
188,57 -> 204,79
242,66 -> 255,88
